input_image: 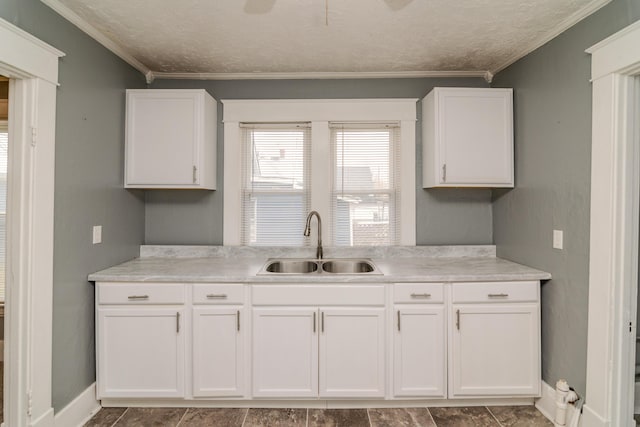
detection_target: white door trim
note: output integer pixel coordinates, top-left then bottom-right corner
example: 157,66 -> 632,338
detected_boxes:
584,19 -> 640,427
0,17 -> 63,427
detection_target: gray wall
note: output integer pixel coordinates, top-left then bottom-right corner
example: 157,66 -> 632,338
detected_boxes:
491,0 -> 640,397
147,78 -> 494,245
0,0 -> 146,412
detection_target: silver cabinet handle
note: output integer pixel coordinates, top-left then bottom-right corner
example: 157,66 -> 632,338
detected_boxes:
237,310 -> 240,332
321,311 -> 325,333
488,293 -> 509,298
176,312 -> 180,333
410,293 -> 431,298
206,294 -> 227,299
313,312 -> 316,333
128,295 -> 149,300
456,309 -> 460,330
397,310 -> 401,332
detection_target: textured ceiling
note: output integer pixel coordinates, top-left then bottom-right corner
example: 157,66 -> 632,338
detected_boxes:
54,0 -> 606,75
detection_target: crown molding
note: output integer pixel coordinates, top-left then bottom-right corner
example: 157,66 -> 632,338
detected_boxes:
40,0 -> 153,83
150,70 -> 490,81
489,0 -> 612,75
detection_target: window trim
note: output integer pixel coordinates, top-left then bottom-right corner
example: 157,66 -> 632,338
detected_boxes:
222,99 -> 417,246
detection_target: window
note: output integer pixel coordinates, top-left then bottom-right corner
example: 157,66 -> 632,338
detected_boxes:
223,99 -> 416,246
241,124 -> 311,246
331,124 -> 399,246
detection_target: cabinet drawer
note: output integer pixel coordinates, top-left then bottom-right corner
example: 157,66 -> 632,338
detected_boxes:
452,281 -> 538,303
97,283 -> 185,305
394,283 -> 444,303
193,284 -> 244,304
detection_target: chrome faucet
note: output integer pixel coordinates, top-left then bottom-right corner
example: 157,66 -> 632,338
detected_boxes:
303,210 -> 323,260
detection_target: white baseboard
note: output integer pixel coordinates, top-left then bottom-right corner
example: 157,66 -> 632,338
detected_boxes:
30,408 -> 55,427
535,380 -> 580,427
580,404 -> 607,427
54,382 -> 101,427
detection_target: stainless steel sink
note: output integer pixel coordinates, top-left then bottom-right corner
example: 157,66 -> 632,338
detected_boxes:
258,258 -> 381,275
263,259 -> 319,274
321,259 -> 376,274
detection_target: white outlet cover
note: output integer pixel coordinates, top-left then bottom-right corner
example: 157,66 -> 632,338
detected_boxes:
553,229 -> 563,250
93,225 -> 102,244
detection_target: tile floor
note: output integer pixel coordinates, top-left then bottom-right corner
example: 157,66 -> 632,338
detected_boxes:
85,405 -> 553,427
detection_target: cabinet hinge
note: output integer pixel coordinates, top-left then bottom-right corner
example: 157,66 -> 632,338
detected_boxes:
442,164 -> 447,182
27,390 -> 33,416
630,321 -> 633,332
31,126 -> 37,147
192,165 -> 197,184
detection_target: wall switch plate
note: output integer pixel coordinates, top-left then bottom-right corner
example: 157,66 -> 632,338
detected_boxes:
553,229 -> 563,250
92,225 -> 102,244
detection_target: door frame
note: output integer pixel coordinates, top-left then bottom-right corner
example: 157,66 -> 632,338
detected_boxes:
584,19 -> 640,427
0,18 -> 63,427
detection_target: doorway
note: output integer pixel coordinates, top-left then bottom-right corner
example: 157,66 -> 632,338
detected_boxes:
584,19 -> 640,427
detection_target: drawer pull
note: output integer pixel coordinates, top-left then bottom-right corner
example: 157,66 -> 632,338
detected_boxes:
176,312 -> 180,333
313,312 -> 316,333
488,293 -> 509,298
127,295 -> 149,300
321,311 -> 325,333
410,293 -> 431,298
237,310 -> 240,332
206,294 -> 228,299
456,309 -> 460,330
397,310 -> 401,332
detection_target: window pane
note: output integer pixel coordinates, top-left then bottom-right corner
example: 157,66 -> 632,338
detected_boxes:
334,193 -> 392,246
335,130 -> 391,191
332,126 -> 399,246
241,125 -> 310,246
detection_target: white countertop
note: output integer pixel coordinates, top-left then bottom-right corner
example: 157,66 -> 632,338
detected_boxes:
88,246 -> 551,283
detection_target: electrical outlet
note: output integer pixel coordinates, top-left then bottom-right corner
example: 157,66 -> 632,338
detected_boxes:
92,225 -> 102,244
553,229 -> 563,250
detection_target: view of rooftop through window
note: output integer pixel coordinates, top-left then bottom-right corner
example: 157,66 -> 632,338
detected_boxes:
332,125 -> 398,246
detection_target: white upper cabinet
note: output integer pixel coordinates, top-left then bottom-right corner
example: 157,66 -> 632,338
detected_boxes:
125,89 -> 217,189
422,87 -> 513,188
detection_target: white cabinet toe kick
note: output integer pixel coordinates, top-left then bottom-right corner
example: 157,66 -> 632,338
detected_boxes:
95,281 -> 541,406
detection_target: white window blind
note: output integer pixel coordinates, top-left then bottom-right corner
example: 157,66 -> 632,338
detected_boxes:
331,123 -> 400,246
241,123 -> 311,246
0,122 -> 7,303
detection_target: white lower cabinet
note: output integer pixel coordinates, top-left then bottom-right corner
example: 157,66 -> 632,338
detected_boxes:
95,280 -> 541,403
252,308 -> 318,397
97,307 -> 185,398
319,308 -> 385,397
449,281 -> 540,397
252,306 -> 385,398
192,307 -> 244,397
393,307 -> 446,397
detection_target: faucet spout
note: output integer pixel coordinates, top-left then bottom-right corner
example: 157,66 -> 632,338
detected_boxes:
304,210 -> 323,260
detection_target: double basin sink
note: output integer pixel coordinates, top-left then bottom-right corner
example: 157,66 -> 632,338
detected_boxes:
258,258 -> 381,275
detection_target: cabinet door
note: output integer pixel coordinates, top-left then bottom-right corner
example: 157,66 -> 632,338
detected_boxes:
126,91 -> 199,186
319,308 -> 385,398
192,307 -> 244,397
394,306 -> 446,397
439,89 -> 513,186
252,308 -> 318,397
97,307 -> 185,398
450,304 -> 540,397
